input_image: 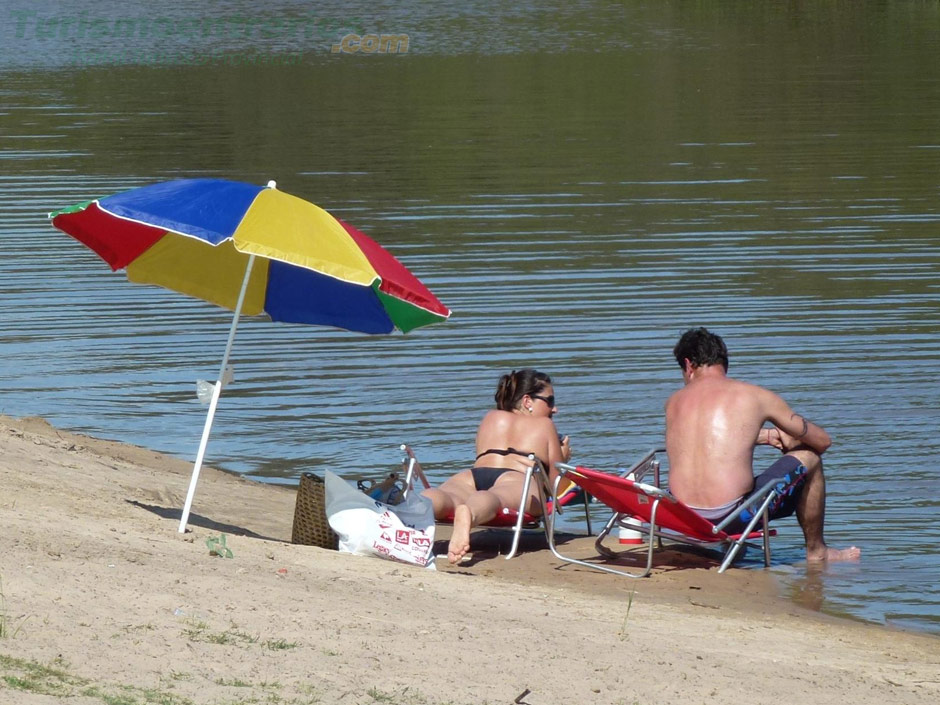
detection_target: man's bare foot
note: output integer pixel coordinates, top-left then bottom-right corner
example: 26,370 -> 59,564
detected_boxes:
807,545 -> 861,563
447,505 -> 473,564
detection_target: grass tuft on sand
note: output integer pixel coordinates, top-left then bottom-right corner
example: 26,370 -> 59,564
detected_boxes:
0,575 -> 29,640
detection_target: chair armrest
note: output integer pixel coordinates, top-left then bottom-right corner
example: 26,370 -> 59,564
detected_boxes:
399,444 -> 432,497
620,447 -> 666,485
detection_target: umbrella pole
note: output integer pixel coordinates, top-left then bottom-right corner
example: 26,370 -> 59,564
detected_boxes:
178,254 -> 256,533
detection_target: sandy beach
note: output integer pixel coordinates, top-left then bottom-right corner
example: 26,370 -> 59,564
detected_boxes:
1,414 -> 937,705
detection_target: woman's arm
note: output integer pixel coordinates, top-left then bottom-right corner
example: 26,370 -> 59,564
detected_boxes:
543,421 -> 571,487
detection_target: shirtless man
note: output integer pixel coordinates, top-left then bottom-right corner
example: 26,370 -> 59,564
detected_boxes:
665,327 -> 860,563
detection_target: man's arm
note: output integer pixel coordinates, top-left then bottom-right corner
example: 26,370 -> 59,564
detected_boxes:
763,391 -> 831,454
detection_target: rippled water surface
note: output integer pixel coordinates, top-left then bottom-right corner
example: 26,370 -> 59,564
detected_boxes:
1,1 -> 938,634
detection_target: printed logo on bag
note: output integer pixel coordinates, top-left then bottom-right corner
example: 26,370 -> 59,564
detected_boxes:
395,529 -> 411,545
380,531 -> 392,542
373,543 -> 391,556
412,536 -> 431,548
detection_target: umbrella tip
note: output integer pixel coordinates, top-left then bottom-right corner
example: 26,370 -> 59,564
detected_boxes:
266,180 -> 277,189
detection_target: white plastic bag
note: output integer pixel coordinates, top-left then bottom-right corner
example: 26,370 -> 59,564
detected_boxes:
324,470 -> 436,569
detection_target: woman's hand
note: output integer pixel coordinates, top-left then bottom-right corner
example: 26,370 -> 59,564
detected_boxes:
560,435 -> 571,463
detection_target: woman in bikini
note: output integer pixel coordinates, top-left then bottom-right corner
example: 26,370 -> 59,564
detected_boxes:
421,369 -> 571,564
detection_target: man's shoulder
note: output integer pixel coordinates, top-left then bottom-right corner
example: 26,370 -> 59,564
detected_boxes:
723,377 -> 791,417
724,375 -> 774,395
729,376 -> 762,390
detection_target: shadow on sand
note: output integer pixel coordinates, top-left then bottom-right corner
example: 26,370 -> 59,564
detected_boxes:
126,500 -> 284,542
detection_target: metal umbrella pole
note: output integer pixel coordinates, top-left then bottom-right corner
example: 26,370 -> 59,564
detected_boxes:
178,254 -> 256,533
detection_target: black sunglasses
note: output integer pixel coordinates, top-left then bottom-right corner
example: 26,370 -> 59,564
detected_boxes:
531,394 -> 555,408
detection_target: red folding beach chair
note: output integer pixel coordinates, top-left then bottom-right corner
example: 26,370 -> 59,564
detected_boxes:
399,444 -> 591,560
545,453 -> 806,577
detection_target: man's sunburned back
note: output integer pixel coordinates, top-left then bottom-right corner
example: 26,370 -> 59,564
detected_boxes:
666,370 -> 768,509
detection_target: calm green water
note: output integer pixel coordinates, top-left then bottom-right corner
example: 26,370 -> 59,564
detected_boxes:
1,1 -> 938,634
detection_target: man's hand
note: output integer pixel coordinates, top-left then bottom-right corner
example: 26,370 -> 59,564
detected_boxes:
775,427 -> 802,452
764,391 -> 832,454
760,426 -> 806,453
767,426 -> 819,454
759,427 -> 782,449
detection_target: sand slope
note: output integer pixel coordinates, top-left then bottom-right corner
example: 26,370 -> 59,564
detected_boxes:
1,415 -> 937,705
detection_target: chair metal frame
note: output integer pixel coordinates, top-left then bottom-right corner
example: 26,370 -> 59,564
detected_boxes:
545,450 -> 805,577
399,444 -> 592,560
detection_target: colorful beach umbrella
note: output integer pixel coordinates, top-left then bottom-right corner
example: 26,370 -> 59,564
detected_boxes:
49,178 -> 451,532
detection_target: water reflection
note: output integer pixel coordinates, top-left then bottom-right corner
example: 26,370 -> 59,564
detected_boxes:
783,564 -> 827,614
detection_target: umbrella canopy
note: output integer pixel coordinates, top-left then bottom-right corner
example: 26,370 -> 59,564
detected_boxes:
49,178 -> 451,532
50,178 -> 450,334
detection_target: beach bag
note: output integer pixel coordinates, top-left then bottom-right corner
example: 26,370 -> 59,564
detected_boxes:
324,470 -> 436,569
356,472 -> 405,505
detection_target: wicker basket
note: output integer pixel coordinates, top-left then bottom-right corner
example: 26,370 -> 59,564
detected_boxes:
291,472 -> 339,549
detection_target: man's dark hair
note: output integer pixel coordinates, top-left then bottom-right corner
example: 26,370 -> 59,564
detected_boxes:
673,327 -> 729,371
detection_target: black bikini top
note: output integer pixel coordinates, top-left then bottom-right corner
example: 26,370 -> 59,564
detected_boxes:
475,447 -> 547,468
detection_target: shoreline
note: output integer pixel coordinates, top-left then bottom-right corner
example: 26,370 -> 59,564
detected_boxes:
1,416 -> 900,634
2,414 -> 937,705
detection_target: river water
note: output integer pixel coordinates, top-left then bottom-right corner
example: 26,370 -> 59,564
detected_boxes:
1,1 -> 938,635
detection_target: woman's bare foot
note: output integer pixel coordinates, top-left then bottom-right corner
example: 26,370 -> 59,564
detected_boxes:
807,545 -> 862,562
448,505 -> 473,564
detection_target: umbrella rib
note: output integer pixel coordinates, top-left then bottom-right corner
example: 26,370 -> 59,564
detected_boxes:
97,201 -> 230,245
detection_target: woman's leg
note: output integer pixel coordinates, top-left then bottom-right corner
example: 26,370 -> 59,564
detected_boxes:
449,489 -> 501,564
421,471 -> 474,519
420,471 -> 481,563
421,487 -> 458,519
449,475 -> 544,564
426,472 -> 543,564
490,476 -> 543,517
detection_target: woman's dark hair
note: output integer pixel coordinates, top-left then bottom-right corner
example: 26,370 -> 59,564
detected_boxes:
673,327 -> 729,371
494,369 -> 552,411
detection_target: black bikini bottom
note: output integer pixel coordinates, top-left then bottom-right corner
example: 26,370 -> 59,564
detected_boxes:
471,467 -> 511,492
